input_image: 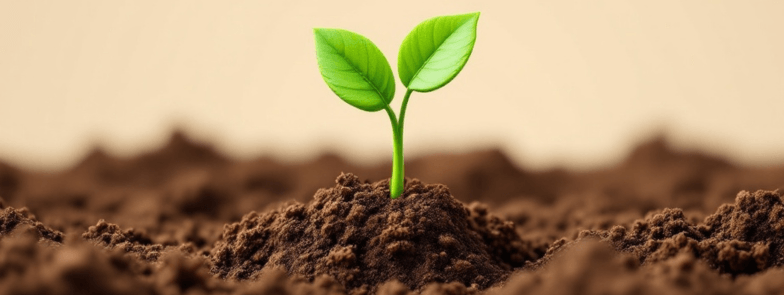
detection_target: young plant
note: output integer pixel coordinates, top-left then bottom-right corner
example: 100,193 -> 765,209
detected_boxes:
314,12 -> 480,198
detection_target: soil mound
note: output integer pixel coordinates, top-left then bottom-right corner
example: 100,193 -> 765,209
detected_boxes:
211,173 -> 541,293
592,190 -> 784,275
0,200 -> 63,243
83,219 -> 165,262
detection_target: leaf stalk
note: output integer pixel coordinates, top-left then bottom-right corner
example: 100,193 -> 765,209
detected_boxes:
386,89 -> 413,198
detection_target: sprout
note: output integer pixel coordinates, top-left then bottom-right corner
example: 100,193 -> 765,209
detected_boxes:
314,12 -> 480,198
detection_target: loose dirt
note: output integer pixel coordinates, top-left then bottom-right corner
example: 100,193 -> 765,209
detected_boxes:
211,173 -> 542,293
0,132 -> 783,294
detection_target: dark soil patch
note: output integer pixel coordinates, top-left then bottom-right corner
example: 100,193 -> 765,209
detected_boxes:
0,132 -> 783,294
211,173 -> 542,293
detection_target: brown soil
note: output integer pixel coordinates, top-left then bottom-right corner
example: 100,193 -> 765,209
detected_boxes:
211,173 -> 542,293
0,131 -> 783,294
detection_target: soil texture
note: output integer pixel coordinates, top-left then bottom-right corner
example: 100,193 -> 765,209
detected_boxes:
211,173 -> 541,293
0,131 -> 783,294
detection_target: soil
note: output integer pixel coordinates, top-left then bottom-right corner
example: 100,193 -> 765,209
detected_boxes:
0,131 -> 783,294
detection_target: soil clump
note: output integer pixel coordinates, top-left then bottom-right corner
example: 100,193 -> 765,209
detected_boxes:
0,199 -> 63,243
587,189 -> 784,275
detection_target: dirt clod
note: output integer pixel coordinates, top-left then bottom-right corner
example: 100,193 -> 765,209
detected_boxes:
0,203 -> 63,243
83,219 -> 165,261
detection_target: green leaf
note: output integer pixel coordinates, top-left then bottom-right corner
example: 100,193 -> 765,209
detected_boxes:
398,12 -> 480,92
314,28 -> 396,112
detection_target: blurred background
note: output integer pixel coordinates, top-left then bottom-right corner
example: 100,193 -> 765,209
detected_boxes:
1,0 -> 782,172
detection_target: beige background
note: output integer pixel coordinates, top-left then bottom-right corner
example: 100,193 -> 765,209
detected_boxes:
1,1 -> 782,171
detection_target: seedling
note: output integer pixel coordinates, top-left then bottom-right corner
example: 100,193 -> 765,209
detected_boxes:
314,12 -> 480,198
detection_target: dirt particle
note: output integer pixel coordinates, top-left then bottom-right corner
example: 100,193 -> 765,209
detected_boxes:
328,245 -> 357,267
439,235 -> 458,248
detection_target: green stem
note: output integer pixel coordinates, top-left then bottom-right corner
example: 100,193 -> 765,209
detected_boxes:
398,89 -> 413,143
387,89 -> 413,198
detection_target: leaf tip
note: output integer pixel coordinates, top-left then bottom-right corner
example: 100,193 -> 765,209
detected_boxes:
466,11 -> 480,22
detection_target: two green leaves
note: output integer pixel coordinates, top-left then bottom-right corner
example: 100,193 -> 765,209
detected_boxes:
314,12 -> 480,112
314,12 -> 480,198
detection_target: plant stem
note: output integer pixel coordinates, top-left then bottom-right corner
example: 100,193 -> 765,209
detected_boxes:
398,89 -> 413,144
386,89 -> 413,199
